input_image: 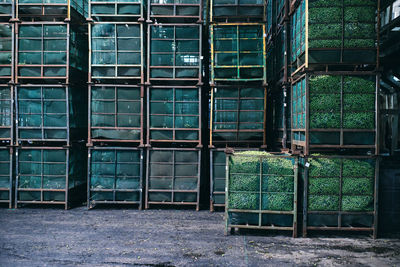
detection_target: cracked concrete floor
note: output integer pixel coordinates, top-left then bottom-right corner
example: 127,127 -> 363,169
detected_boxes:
0,207 -> 399,266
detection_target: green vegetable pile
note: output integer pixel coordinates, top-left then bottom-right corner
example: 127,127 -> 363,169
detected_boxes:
307,0 -> 376,49
307,156 -> 375,212
228,152 -> 295,211
305,75 -> 376,130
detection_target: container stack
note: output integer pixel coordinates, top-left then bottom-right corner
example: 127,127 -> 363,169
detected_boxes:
0,3 -> 13,208
208,0 -> 267,211
87,0 -> 144,209
13,0 -> 88,209
145,0 -> 203,211
288,0 -> 380,238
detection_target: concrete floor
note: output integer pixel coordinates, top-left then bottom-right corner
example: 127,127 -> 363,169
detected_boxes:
0,207 -> 399,267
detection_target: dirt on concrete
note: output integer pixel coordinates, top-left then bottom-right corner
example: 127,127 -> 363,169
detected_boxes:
0,207 -> 399,267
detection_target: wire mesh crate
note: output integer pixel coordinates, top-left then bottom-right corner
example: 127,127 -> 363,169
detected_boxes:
87,147 -> 143,208
291,73 -> 379,155
210,23 -> 266,84
210,0 -> 266,22
147,24 -> 202,85
0,147 -> 12,208
301,154 -> 379,238
147,86 -> 201,146
89,0 -> 144,21
15,85 -> 87,145
88,85 -> 143,145
0,85 -> 13,144
15,146 -> 87,209
89,22 -> 143,83
16,22 -> 88,84
146,148 -> 201,210
0,23 -> 14,83
148,0 -> 202,23
210,86 -> 267,147
225,151 -> 298,237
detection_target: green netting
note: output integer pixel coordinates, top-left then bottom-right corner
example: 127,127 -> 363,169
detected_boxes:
0,149 -> 11,200
150,0 -> 200,17
91,86 -> 141,140
211,151 -> 226,205
228,152 -> 296,212
148,150 -> 199,203
0,1 -> 12,16
0,24 -> 12,71
212,0 -> 264,18
18,0 -> 87,17
307,156 -> 376,212
150,25 -> 200,79
90,149 -> 141,202
91,0 -> 141,16
149,88 -> 199,141
0,87 -> 12,139
213,87 -> 264,143
91,23 -> 141,79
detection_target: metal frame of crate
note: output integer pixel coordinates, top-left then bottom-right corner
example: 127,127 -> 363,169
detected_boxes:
145,147 -> 201,210
225,152 -> 298,237
275,0 -> 289,26
87,146 -> 143,209
0,0 -> 13,21
291,72 -> 380,156
209,0 -> 266,23
89,0 -> 144,22
15,146 -> 86,209
147,23 -> 202,85
89,22 -> 144,84
146,85 -> 202,146
0,147 -> 12,208
0,84 -> 13,144
15,21 -> 88,84
15,84 -> 87,146
88,84 -> 144,146
209,85 -> 267,148
147,0 -> 202,23
0,23 -> 14,83
290,0 -> 380,77
272,88 -> 291,150
210,23 -> 267,84
16,0 -> 87,21
301,155 -> 379,238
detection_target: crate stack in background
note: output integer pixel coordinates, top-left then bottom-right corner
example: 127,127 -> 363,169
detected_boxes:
208,0 -> 267,211
0,1 -> 13,208
145,0 -> 203,211
12,0 -> 88,209
288,0 -> 380,238
86,0 -> 145,209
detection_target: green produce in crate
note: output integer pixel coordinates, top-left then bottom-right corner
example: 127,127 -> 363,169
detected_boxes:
310,112 -> 341,129
263,175 -> 293,193
342,195 -> 374,211
344,6 -> 375,23
308,195 -> 339,211
342,158 -> 375,177
343,93 -> 375,111
309,94 -> 341,111
309,7 -> 342,23
343,112 -> 375,129
343,76 -> 375,93
230,174 -> 259,192
309,178 -> 340,195
309,0 -> 342,7
229,193 -> 259,210
262,193 -> 293,211
309,76 -> 341,94
262,157 -> 294,175
342,178 -> 374,195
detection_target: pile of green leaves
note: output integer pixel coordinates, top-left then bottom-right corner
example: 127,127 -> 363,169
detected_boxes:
309,178 -> 339,194
262,193 -> 293,211
263,175 -> 293,192
343,112 -> 375,129
310,112 -> 341,129
229,193 -> 259,210
342,158 -> 375,177
342,196 -> 374,211
229,174 -> 259,192
308,157 -> 341,177
308,195 -> 339,211
342,178 -> 373,195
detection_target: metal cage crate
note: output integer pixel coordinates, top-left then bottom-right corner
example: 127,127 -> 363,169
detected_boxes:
210,0 -> 266,22
0,147 -> 12,208
147,86 -> 201,146
88,84 -> 143,145
146,147 -> 201,210
89,0 -> 144,21
0,85 -> 13,144
87,147 -> 143,208
15,146 -> 87,209
291,73 -> 379,155
0,23 -> 14,83
225,151 -> 298,237
148,0 -> 202,23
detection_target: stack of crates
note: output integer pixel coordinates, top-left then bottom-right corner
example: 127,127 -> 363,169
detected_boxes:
289,0 -> 380,238
208,0 -> 267,211
13,0 -> 88,209
145,0 -> 203,211
87,0 -> 145,209
267,0 -> 292,150
0,0 -> 13,208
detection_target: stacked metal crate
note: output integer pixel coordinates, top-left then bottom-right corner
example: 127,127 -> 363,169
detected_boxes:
12,0 -> 88,209
289,0 -> 380,238
86,0 -> 145,209
208,0 -> 267,211
0,0 -> 13,208
145,0 -> 203,210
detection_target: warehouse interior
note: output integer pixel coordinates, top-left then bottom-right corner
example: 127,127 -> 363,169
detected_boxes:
0,0 -> 400,265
